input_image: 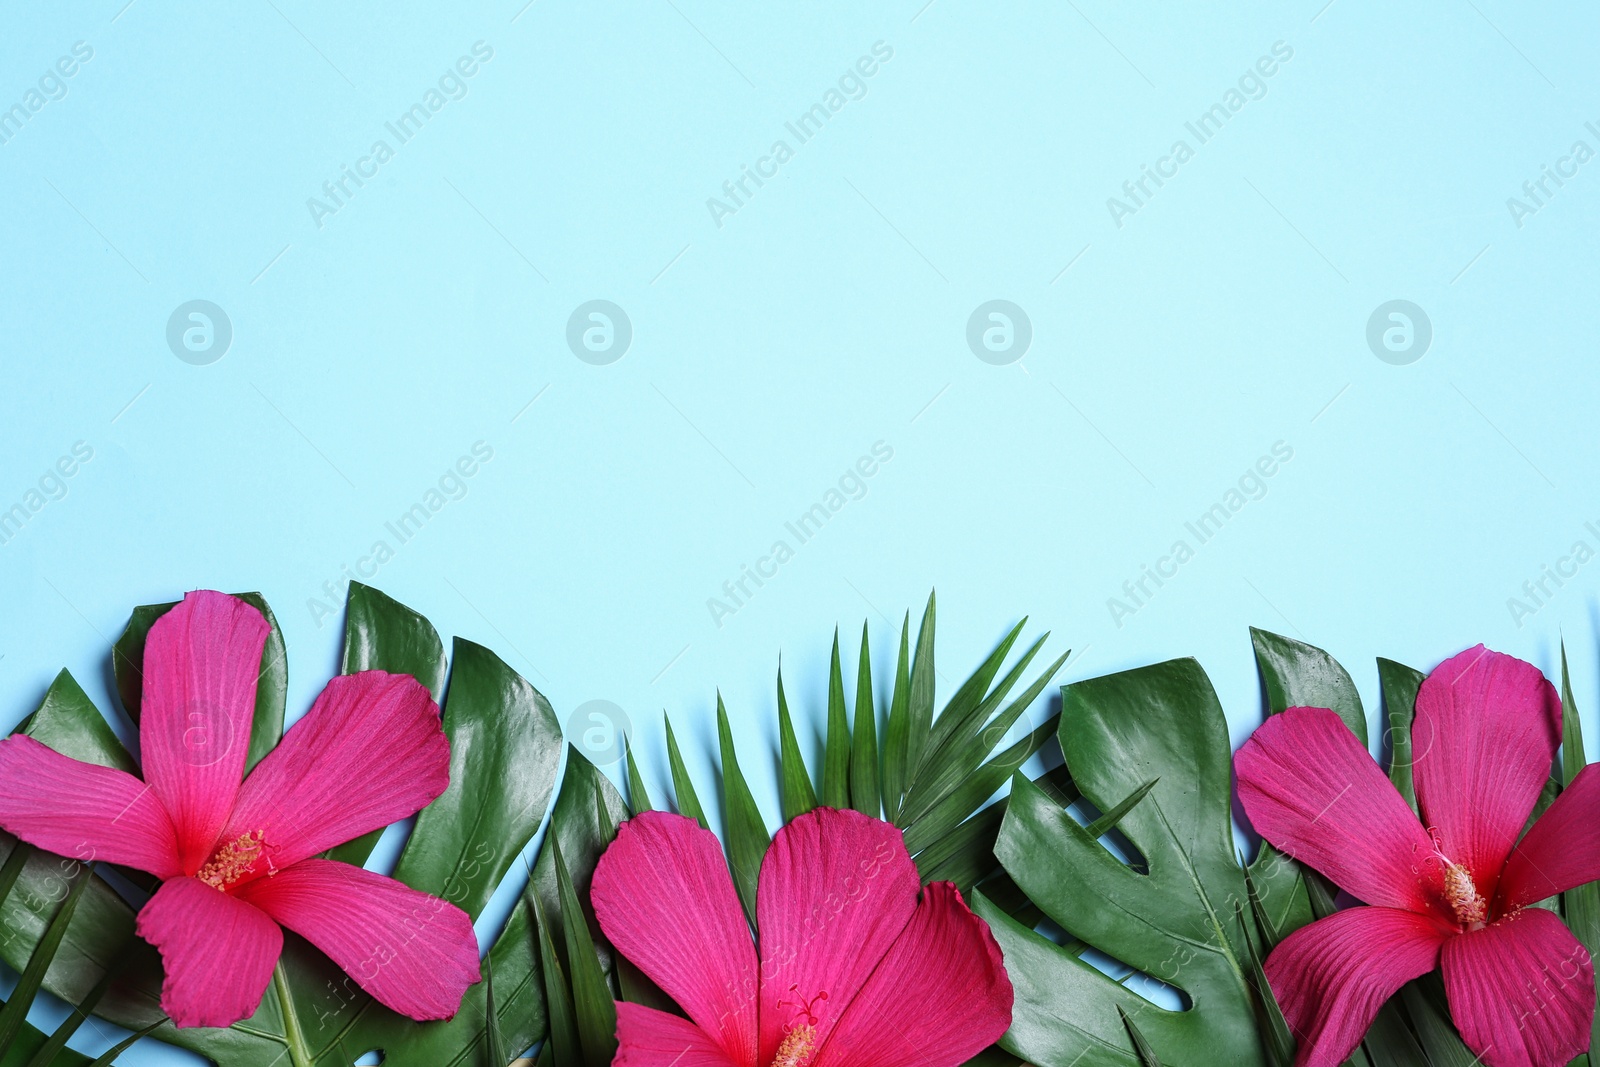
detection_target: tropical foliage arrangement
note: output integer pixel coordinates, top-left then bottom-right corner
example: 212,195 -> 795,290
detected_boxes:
0,584 -> 1594,1067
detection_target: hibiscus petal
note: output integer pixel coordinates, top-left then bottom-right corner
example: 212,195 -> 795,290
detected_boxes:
223,671 -> 448,874
1413,647 -> 1562,894
1264,906 -> 1449,1067
140,591 -> 271,873
135,876 -> 282,1028
591,812 -> 758,1066
615,1002 -> 742,1067
1501,764 -> 1600,909
811,882 -> 1011,1067
236,859 -> 479,1021
1236,706 -> 1441,911
1441,906 -> 1595,1067
0,736 -> 180,879
756,806 -> 921,1064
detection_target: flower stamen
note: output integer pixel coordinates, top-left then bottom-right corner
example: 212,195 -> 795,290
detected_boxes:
197,830 -> 266,890
768,986 -> 827,1067
1441,860 -> 1488,929
770,1023 -> 816,1067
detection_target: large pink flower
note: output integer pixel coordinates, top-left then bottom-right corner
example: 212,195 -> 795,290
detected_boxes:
0,590 -> 480,1028
590,805 -> 1012,1067
1236,645 -> 1600,1067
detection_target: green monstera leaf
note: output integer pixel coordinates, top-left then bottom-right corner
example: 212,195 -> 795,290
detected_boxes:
976,657 -> 1267,1067
0,583 -> 561,1066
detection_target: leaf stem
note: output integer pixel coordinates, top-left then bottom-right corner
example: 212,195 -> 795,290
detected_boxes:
273,961 -> 316,1067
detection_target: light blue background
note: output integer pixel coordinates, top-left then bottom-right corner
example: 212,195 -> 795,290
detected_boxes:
4,0 -> 1600,1061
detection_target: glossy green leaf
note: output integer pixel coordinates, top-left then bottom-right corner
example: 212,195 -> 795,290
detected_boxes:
880,614 -> 913,821
23,942 -> 129,1067
915,767 -> 1077,893
902,592 -> 938,805
8,1021 -> 92,1067
1399,976 -> 1478,1067
1118,1005 -> 1166,1067
328,581 -> 450,867
1232,898 -> 1292,1067
531,892 -> 580,1067
849,623 -> 880,819
921,619 -> 1028,767
663,714 -> 708,828
1363,999 -> 1430,1067
897,646 -> 1066,829
821,630 -> 851,808
1249,628 -> 1367,743
17,672 -> 135,775
0,867 -> 93,1054
393,638 -> 563,921
775,669 -> 817,821
341,581 -> 448,696
624,743 -> 653,815
111,592 -> 287,773
483,953 -> 507,1067
1376,658 -> 1424,815
901,714 -> 1059,856
716,695 -> 771,924
982,659 -> 1266,1067
553,842 -> 616,1067
531,749 -> 629,963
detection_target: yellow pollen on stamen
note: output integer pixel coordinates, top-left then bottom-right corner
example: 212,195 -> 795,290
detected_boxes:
197,830 -> 266,890
769,1024 -> 816,1067
1441,861 -> 1488,928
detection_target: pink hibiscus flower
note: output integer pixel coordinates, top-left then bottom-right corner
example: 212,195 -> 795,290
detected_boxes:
1236,645 -> 1600,1067
589,805 -> 1012,1067
0,590 -> 480,1028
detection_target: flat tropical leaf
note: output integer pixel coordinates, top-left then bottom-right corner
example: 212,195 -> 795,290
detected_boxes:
530,891 -> 580,1067
1376,658 -> 1424,814
530,749 -> 629,963
0,871 -> 93,1053
980,658 -> 1266,1067
16,672 -> 135,776
880,613 -> 913,821
1248,628 -> 1367,741
663,714 -> 708,828
849,622 -> 880,819
623,743 -> 653,815
775,669 -> 817,821
821,630 -> 850,808
716,695 -> 771,924
903,591 -> 938,806
552,842 -> 616,1067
